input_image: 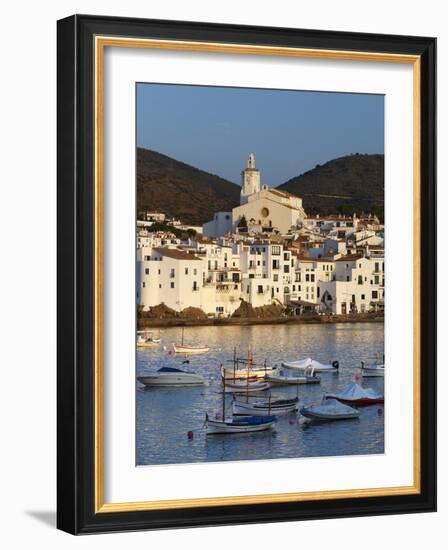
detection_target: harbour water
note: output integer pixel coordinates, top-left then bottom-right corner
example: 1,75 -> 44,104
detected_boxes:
136,322 -> 384,466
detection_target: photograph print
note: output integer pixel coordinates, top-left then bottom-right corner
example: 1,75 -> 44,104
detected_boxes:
135,83 -> 385,467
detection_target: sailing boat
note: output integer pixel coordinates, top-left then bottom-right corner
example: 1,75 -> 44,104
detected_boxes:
205,353 -> 276,435
173,327 -> 209,354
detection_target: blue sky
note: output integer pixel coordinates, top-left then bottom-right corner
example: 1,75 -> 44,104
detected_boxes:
137,83 -> 384,187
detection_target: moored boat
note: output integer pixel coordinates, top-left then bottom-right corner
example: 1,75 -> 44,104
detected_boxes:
361,361 -> 385,377
266,366 -> 320,385
224,380 -> 271,393
137,366 -> 206,387
205,414 -> 277,434
282,357 -> 339,373
173,344 -> 210,354
232,396 -> 299,416
325,382 -> 384,405
300,398 -> 360,421
137,331 -> 161,347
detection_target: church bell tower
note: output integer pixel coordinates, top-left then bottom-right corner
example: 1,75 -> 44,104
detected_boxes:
240,153 -> 261,205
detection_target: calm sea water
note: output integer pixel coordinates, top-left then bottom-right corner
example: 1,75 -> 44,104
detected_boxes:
136,322 -> 384,466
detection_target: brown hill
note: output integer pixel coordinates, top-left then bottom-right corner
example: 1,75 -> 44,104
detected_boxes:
278,154 -> 384,220
137,148 -> 240,225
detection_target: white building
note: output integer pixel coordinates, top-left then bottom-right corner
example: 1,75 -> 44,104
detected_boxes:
203,154 -> 306,237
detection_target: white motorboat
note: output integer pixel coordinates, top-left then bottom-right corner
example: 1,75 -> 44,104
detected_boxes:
232,396 -> 299,416
266,367 -> 320,385
137,366 -> 206,387
325,383 -> 384,405
136,331 -> 161,348
173,327 -> 209,354
205,414 -> 276,434
224,380 -> 271,393
300,398 -> 360,421
282,357 -> 339,373
361,361 -> 385,377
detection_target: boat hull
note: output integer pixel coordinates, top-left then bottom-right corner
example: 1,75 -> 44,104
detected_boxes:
221,366 -> 279,381
173,345 -> 209,354
233,401 -> 298,416
328,396 -> 384,406
361,367 -> 384,378
266,374 -> 320,385
300,406 -> 360,421
137,374 -> 205,387
206,418 -> 276,434
282,361 -> 338,373
224,381 -> 271,393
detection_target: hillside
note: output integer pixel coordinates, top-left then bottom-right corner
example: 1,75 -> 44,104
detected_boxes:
278,154 -> 384,220
137,148 -> 240,225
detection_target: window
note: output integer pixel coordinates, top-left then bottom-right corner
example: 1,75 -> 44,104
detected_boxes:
158,269 -> 161,275
273,274 -> 278,282
358,275 -> 363,285
249,274 -> 255,279
145,268 -> 149,275
170,268 -> 175,278
257,285 -> 263,294
375,262 -> 380,273
144,255 -> 150,261
317,287 -> 320,298
193,281 -> 198,291
346,276 -> 350,281
361,294 -> 365,300
142,282 -> 145,288
374,275 -> 380,284
372,290 -> 378,299
159,284 -> 162,289
185,268 -> 189,275
193,268 -> 197,275
305,274 -> 309,282
284,265 -> 290,273
216,306 -> 224,313
170,282 -> 175,289
310,274 -> 315,282
272,245 -> 281,256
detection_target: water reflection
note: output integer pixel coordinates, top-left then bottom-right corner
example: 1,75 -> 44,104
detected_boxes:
136,323 -> 384,465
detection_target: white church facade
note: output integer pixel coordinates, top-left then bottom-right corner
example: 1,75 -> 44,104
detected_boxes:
203,153 -> 306,237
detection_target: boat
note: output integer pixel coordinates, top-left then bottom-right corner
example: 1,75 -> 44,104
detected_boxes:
137,366 -> 206,387
136,331 -> 161,348
325,382 -> 384,405
282,357 -> 339,373
224,380 -> 271,393
205,414 -> 277,434
232,396 -> 299,416
221,365 -> 279,381
300,398 -> 360,421
361,361 -> 385,377
265,366 -> 320,385
173,327 -> 209,354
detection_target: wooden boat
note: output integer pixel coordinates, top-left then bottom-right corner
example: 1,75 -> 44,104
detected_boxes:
325,382 -> 384,405
137,366 -> 206,387
232,396 -> 299,416
205,414 -> 276,434
300,398 -> 360,421
173,327 -> 209,354
136,331 -> 161,348
221,365 -> 278,381
282,357 -> 339,373
266,367 -> 320,385
361,361 -> 385,377
224,380 -> 271,393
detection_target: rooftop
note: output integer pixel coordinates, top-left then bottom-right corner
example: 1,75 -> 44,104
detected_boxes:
153,248 -> 203,261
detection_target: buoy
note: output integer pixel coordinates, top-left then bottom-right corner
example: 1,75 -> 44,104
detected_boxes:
187,430 -> 194,440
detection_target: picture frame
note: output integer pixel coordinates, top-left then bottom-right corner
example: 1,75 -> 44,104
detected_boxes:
57,14 -> 436,534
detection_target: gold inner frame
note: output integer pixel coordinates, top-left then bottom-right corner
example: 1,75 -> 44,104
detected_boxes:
94,36 -> 421,513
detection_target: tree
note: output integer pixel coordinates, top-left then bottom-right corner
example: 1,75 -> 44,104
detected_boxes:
237,215 -> 247,229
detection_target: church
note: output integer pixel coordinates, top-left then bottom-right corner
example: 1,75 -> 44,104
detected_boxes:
203,153 -> 306,237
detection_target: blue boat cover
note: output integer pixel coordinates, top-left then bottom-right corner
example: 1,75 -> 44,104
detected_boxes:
158,366 -> 184,373
235,416 -> 276,425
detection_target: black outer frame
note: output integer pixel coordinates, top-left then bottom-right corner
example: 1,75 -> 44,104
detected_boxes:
57,14 -> 436,535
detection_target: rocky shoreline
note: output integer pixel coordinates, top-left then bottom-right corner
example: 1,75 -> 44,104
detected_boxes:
138,312 -> 384,329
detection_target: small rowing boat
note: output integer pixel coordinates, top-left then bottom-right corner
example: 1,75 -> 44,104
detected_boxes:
205,414 -> 276,434
136,331 -> 161,348
224,380 -> 271,393
232,396 -> 299,416
173,327 -> 209,354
